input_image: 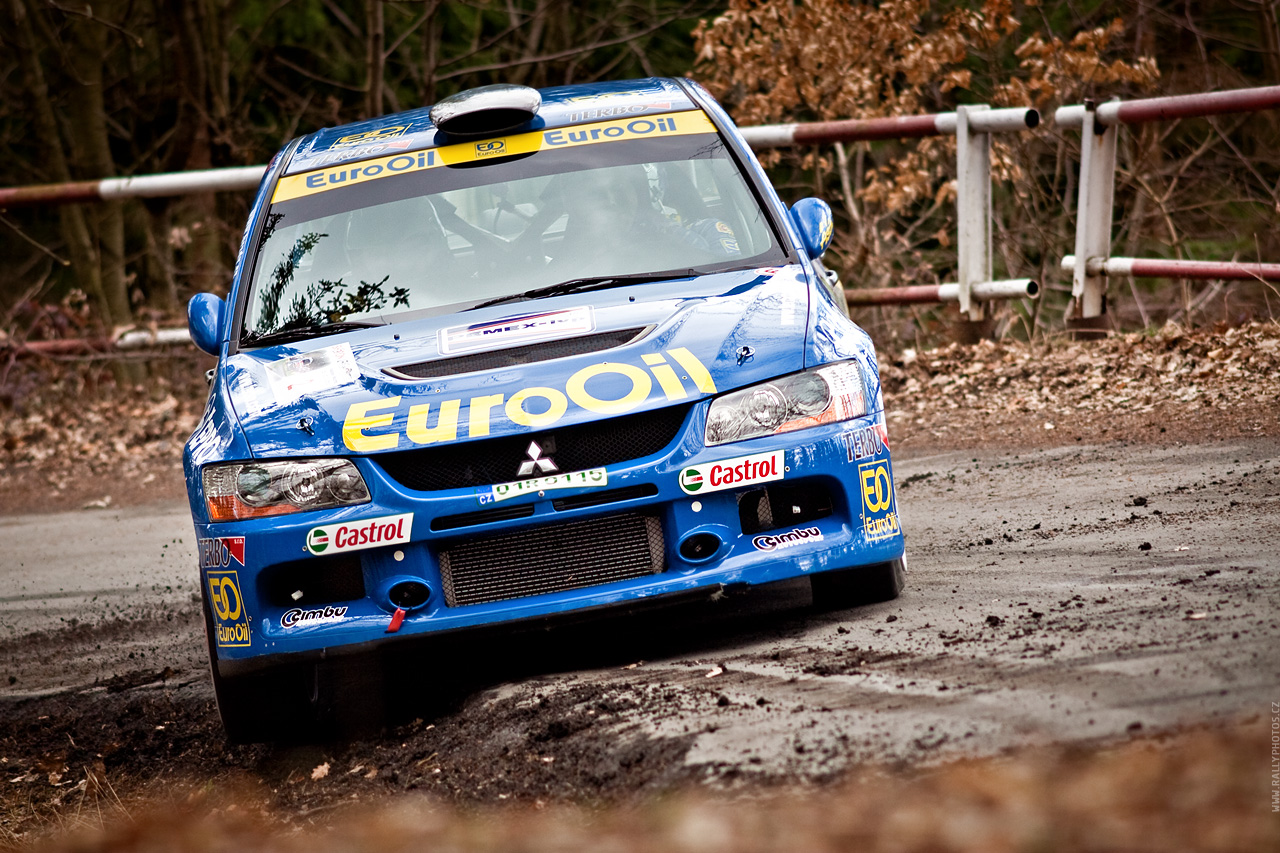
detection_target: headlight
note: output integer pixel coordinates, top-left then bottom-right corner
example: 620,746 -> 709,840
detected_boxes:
704,361 -> 867,446
203,459 -> 371,521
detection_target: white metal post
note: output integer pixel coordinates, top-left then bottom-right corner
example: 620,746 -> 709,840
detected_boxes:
1070,102 -> 1118,319
955,105 -> 991,322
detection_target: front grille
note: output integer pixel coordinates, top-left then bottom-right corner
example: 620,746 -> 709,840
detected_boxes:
438,512 -> 664,607
387,327 -> 649,379
375,403 -> 691,492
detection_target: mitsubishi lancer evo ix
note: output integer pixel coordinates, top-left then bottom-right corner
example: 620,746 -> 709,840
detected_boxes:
184,78 -> 905,741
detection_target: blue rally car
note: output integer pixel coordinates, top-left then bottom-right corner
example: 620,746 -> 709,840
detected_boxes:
184,78 -> 905,741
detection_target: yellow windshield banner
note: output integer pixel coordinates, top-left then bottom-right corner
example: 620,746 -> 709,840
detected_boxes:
272,110 -> 717,204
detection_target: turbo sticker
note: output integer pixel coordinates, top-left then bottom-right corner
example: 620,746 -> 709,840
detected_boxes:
844,424 -> 887,461
306,513 -> 413,556
198,536 -> 245,569
274,110 -> 717,203
343,347 -> 716,452
858,460 -> 901,541
207,570 -> 251,648
679,450 -> 784,496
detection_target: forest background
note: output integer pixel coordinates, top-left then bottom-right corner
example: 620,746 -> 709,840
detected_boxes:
0,0 -> 1277,368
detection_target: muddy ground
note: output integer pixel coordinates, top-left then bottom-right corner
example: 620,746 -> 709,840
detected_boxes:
1,322 -> 1279,849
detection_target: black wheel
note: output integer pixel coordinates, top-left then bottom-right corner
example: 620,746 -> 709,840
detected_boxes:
810,556 -> 906,611
202,599 -> 387,743
201,592 -> 311,744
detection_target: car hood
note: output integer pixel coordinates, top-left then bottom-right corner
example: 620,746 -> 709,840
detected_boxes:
224,265 -> 812,458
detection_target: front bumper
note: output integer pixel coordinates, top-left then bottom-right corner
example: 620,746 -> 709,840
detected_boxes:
195,410 -> 904,668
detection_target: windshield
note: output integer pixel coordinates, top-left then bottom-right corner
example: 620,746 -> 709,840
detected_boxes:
240,111 -> 786,345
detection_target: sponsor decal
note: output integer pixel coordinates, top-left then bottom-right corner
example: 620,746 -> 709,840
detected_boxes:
198,536 -> 245,569
297,138 -> 414,169
844,424 -> 887,461
565,102 -> 672,122
207,570 -> 251,647
332,125 -> 410,148
438,307 -> 595,355
343,347 -> 716,452
477,468 -> 608,505
281,605 -> 349,629
474,139 -> 507,158
679,450 -> 785,496
858,460 -> 901,542
752,526 -> 824,552
306,513 -> 413,556
274,110 -> 716,203
265,342 -> 360,404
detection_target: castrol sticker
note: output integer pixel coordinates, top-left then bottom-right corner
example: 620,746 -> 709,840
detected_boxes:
679,450 -> 785,495
306,513 -> 413,556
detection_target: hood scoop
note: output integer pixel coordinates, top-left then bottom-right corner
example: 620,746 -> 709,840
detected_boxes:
385,327 -> 650,380
429,84 -> 542,139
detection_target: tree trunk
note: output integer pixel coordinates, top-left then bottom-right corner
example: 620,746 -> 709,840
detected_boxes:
8,0 -> 110,329
366,0 -> 385,118
65,7 -> 132,333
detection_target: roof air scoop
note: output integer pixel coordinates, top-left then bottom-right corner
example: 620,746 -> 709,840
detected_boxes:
429,84 -> 542,139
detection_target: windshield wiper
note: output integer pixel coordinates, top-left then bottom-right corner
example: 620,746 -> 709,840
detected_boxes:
467,268 -> 702,311
241,320 -> 384,349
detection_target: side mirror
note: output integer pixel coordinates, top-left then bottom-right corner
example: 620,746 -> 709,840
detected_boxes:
188,293 -> 226,356
789,197 -> 834,258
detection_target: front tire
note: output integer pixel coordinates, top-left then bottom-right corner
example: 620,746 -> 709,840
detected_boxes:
201,593 -> 311,743
201,592 -> 384,743
810,556 -> 906,611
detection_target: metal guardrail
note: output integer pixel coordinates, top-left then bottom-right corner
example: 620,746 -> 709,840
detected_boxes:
740,107 -> 1038,147
744,105 -> 1042,319
0,165 -> 265,208
2,327 -> 194,357
1054,85 -> 1280,325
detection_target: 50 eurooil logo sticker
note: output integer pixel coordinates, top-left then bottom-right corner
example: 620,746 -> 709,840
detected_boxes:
206,570 -> 251,648
858,460 -> 901,541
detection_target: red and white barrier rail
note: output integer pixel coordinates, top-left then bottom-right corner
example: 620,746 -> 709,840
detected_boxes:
2,327 -> 193,357
0,165 -> 265,209
1061,256 -> 1280,282
845,278 -> 1039,306
1056,85 -> 1280,325
1055,86 -> 1280,129
740,106 -> 1039,148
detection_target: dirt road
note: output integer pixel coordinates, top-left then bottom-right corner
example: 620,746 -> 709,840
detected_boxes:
2,434 -> 1276,834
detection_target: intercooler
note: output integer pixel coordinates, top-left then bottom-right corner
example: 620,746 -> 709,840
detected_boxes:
438,511 -> 665,607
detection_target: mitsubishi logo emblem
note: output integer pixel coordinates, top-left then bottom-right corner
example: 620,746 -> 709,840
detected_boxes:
518,441 -> 558,477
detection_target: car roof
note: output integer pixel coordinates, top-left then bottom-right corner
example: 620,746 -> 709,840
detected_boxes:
284,77 -> 701,176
